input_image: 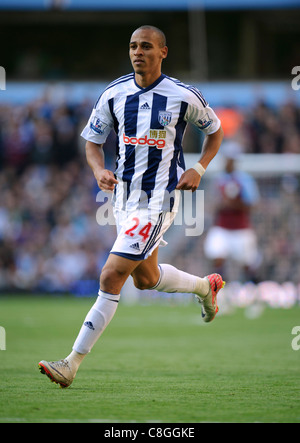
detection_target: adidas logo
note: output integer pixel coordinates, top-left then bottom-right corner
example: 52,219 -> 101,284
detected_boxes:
140,102 -> 151,110
84,321 -> 95,330
129,242 -> 140,251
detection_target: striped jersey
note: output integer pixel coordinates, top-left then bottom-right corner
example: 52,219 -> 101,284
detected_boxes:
81,73 -> 221,212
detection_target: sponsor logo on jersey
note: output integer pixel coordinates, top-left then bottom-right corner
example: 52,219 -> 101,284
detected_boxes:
123,133 -> 166,148
90,117 -> 108,135
158,110 -> 172,126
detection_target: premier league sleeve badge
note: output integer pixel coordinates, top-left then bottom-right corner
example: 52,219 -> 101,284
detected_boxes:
90,116 -> 108,135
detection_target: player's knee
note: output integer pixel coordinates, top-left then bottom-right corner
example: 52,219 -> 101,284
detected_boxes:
133,275 -> 157,291
100,266 -> 128,293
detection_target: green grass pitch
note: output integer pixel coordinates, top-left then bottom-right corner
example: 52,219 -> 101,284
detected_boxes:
0,296 -> 299,423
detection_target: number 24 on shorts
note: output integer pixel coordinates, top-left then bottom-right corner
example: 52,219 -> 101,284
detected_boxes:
124,217 -> 152,242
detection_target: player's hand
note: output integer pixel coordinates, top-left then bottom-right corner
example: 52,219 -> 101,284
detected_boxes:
176,168 -> 201,192
95,169 -> 118,192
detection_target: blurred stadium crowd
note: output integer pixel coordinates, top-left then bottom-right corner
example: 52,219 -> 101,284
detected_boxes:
0,95 -> 299,295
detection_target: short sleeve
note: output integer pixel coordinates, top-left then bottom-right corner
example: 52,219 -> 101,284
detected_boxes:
184,87 -> 221,135
81,93 -> 114,144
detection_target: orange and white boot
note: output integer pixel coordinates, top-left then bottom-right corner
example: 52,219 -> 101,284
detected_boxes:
196,273 -> 226,323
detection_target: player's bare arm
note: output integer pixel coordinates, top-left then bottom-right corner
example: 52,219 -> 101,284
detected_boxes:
198,126 -> 224,170
176,126 -> 224,192
85,140 -> 118,192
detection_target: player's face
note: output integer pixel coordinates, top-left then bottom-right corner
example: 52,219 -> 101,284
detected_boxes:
129,29 -> 168,78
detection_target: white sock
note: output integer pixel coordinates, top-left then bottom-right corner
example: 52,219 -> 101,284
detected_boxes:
72,291 -> 120,355
66,350 -> 86,373
152,264 -> 209,297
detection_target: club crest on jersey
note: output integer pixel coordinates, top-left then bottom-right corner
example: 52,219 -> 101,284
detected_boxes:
197,113 -> 213,130
158,111 -> 172,127
90,117 -> 108,135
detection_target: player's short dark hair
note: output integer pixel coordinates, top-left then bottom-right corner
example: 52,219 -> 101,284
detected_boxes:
133,25 -> 167,48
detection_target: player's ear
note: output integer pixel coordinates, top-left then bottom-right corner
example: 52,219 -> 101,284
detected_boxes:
161,46 -> 168,60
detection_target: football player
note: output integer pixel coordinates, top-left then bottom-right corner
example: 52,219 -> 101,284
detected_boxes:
204,141 -> 260,281
39,25 -> 225,388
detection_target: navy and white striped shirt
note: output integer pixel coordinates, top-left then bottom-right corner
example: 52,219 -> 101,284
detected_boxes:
81,73 -> 221,212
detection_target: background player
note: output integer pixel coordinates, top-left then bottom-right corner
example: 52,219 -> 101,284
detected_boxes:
204,141 -> 260,282
39,25 -> 225,388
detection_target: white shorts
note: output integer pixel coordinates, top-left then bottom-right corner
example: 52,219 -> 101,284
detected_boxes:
204,226 -> 258,266
110,208 -> 176,261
